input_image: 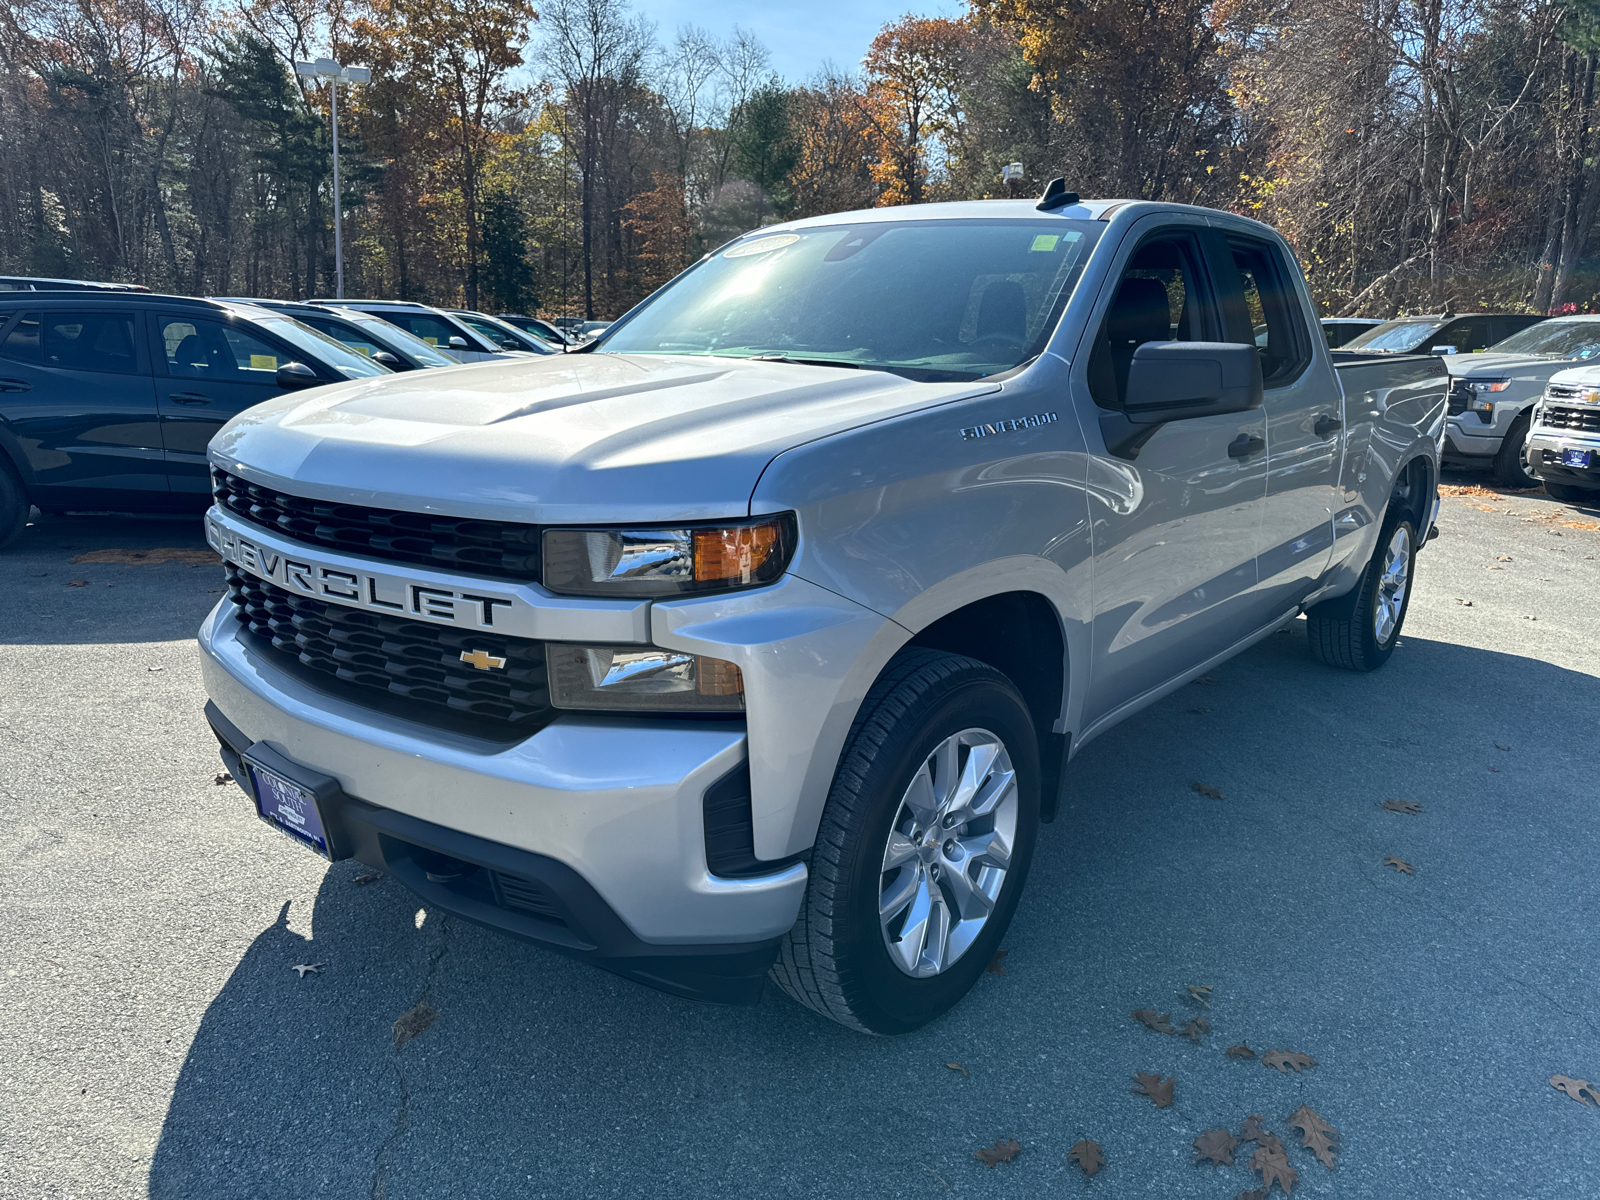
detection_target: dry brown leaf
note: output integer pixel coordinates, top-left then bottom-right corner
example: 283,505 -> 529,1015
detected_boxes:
392,1002 -> 439,1049
1383,855 -> 1415,874
1251,1143 -> 1298,1193
1381,799 -> 1421,815
1439,483 -> 1499,497
1181,1017 -> 1210,1043
1193,1128 -> 1238,1166
1287,1105 -> 1338,1169
290,963 -> 322,978
973,1138 -> 1021,1168
1560,519 -> 1600,530
1261,1049 -> 1317,1074
1551,1075 -> 1599,1106
986,949 -> 1009,976
213,772 -> 234,785
354,872 -> 383,885
70,547 -> 220,566
1132,1071 -> 1175,1107
944,1062 -> 969,1079
1067,1138 -> 1104,1177
67,579 -> 88,587
1227,1044 -> 1257,1060
1131,1008 -> 1176,1034
1192,782 -> 1226,799
1237,1115 -> 1271,1143
1237,1191 -> 1268,1200
1186,983 -> 1213,1007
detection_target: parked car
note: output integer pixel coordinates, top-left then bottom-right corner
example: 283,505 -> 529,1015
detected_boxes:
496,313 -> 578,346
580,320 -> 612,337
0,275 -> 148,292
212,298 -> 464,371
445,309 -> 558,355
548,316 -> 588,338
1528,364 -> 1600,501
1342,311 -> 1545,357
0,294 -> 389,543
1441,314 -> 1600,487
308,300 -> 532,363
1320,317 -> 1384,347
197,192 -> 1445,1032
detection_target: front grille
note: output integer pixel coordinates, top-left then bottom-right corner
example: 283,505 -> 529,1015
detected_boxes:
1447,380 -> 1470,415
1539,403 -> 1600,435
212,469 -> 541,581
1547,383 -> 1587,403
490,872 -> 567,925
226,565 -> 552,731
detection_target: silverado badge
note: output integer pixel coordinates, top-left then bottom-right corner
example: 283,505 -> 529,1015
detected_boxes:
460,649 -> 508,671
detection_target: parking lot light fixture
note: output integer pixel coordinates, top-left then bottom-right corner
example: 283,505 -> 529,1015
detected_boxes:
293,57 -> 371,300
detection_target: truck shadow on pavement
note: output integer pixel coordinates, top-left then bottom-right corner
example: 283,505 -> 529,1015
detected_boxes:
148,628 -> 1600,1199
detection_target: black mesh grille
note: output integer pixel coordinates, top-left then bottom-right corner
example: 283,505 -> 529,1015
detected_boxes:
1447,380 -> 1469,416
1540,404 -> 1600,434
212,469 -> 541,581
490,872 -> 568,925
226,565 -> 552,731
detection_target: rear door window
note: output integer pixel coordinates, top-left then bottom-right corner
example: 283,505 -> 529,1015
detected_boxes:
1,310 -> 141,373
1439,316 -> 1491,354
159,316 -> 287,381
1227,238 -> 1312,387
381,312 -> 468,349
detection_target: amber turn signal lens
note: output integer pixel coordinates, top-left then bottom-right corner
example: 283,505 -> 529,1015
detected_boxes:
694,521 -> 782,585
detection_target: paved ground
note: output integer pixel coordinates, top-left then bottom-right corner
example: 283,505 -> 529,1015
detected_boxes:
2,477 -> 1599,1200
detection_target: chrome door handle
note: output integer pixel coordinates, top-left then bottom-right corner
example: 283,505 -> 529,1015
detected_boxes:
1314,415 -> 1342,437
1228,434 -> 1265,458
0,378 -> 30,393
169,392 -> 211,405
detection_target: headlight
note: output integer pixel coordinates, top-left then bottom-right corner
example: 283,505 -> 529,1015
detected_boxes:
1468,379 -> 1510,393
541,514 -> 796,597
547,644 -> 744,711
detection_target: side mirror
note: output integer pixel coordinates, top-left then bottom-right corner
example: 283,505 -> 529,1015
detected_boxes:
370,350 -> 401,368
1101,341 -> 1264,459
448,336 -> 470,350
1430,345 -> 1458,355
274,361 -> 321,390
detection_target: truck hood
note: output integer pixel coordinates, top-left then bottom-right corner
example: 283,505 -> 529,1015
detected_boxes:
1445,352 -> 1576,379
210,353 -> 998,524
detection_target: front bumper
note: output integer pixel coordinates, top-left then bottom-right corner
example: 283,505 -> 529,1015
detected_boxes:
198,601 -> 809,1002
1442,414 -> 1502,458
1528,430 -> 1600,491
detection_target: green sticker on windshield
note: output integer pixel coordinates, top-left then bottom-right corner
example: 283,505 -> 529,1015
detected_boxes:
1030,234 -> 1060,252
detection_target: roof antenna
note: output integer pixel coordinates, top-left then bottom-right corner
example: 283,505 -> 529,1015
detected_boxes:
1036,178 -> 1079,212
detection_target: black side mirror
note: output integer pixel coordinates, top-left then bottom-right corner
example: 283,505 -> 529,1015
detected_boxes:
370,350 -> 401,368
448,336 -> 470,350
1100,341 -> 1263,459
274,361 -> 321,390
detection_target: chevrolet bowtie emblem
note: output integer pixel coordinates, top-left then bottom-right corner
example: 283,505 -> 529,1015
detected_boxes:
460,649 -> 508,671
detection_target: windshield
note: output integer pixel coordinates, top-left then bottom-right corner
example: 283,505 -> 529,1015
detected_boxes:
353,316 -> 461,366
1488,318 -> 1600,359
596,218 -> 1104,381
1343,318 -> 1449,353
457,313 -> 552,354
258,317 -> 390,378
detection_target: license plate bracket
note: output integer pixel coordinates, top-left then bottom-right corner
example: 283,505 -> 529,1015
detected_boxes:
241,746 -> 344,860
1561,448 -> 1593,469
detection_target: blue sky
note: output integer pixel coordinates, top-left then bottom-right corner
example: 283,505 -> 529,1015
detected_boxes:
630,0 -> 967,84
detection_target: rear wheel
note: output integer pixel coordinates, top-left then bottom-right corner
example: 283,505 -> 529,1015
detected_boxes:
771,650 -> 1040,1034
1491,413 -> 1536,488
0,464 -> 28,551
1542,479 -> 1598,504
1306,514 -> 1417,672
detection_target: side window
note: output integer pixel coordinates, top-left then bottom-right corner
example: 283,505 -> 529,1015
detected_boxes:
303,318 -> 382,360
386,313 -> 461,348
1087,234 -> 1215,409
1228,238 -> 1312,387
1441,317 -> 1490,354
1,311 -> 138,373
159,316 -> 285,382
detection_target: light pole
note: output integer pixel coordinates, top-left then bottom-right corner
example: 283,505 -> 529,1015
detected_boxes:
293,56 -> 370,299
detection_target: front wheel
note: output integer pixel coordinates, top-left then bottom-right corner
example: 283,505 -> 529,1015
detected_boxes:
1492,413 -> 1537,489
1306,517 -> 1417,672
771,649 -> 1040,1034
1542,479 -> 1598,504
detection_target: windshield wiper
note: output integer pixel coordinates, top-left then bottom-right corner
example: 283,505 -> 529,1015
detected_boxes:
748,354 -> 869,370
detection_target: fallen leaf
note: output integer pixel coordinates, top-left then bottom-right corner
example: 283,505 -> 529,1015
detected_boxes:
1227,1043 -> 1257,1060
354,872 -> 383,885
1237,1115 -> 1271,1143
1261,1049 -> 1317,1074
944,1061 -> 969,1079
1381,799 -> 1421,815
1497,555 -> 1513,561
973,1138 -> 1021,1168
1192,782 -> 1226,799
1551,1075 -> 1599,1106
1186,983 -> 1214,1007
1193,1128 -> 1238,1166
290,963 -> 322,979
1067,1138 -> 1104,1177
1382,855 -> 1415,874
1251,1143 -> 1298,1193
1486,565 -> 1503,569
67,579 -> 88,587
213,772 -> 233,785
392,1002 -> 439,1049
147,665 -> 164,673
1131,1008 -> 1176,1034
1132,1071 -> 1175,1107
70,547 -> 220,566
986,949 -> 1009,976
1237,1191 -> 1268,1200
1287,1105 -> 1339,1169
1181,1017 -> 1211,1043
1494,743 -> 1510,751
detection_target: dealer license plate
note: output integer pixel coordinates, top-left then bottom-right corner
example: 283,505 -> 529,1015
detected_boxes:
245,757 -> 332,858
1561,448 -> 1593,468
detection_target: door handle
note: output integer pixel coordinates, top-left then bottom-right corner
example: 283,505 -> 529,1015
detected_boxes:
1228,434 -> 1266,459
1314,415 -> 1343,437
169,392 -> 211,405
0,378 -> 30,393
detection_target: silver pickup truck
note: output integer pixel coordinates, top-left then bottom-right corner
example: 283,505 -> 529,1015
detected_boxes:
198,191 -> 1446,1033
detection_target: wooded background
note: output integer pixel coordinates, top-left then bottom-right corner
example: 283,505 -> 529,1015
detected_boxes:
4,0 -> 1600,320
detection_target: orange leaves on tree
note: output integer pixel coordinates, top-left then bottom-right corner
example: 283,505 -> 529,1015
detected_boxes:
861,16 -> 972,206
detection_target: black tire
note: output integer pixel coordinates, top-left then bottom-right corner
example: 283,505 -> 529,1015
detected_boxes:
0,462 -> 28,551
1491,412 -> 1536,489
1542,479 -> 1597,504
1305,513 -> 1418,672
770,649 -> 1041,1034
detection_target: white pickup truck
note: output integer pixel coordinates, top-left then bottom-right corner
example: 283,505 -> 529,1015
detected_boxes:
198,189 -> 1447,1032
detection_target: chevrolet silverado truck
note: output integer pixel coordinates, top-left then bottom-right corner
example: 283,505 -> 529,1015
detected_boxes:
198,189 -> 1447,1034
1528,364 -> 1600,500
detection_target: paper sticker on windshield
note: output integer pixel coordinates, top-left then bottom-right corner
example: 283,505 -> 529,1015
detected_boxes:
1030,234 -> 1060,252
353,345 -> 370,357
249,354 -> 277,370
725,233 -> 800,258
424,337 -> 439,345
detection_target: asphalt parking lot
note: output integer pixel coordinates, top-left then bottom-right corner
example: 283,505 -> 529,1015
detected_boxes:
3,478 -> 1599,1200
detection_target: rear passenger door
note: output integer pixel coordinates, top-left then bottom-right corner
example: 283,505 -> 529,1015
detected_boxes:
0,306 -> 167,507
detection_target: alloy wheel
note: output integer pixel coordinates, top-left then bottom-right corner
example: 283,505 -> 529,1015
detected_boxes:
1374,524 -> 1412,645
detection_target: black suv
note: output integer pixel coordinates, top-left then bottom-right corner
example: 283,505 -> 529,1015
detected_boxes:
0,294 -> 389,546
